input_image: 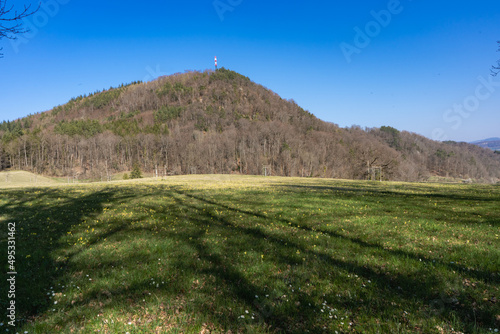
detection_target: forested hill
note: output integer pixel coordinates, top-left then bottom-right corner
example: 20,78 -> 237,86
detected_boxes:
1,68 -> 500,183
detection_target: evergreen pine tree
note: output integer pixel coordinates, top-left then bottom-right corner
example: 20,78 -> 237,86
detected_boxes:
130,164 -> 142,179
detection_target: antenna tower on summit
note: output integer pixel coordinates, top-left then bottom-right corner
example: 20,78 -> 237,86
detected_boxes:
215,56 -> 218,71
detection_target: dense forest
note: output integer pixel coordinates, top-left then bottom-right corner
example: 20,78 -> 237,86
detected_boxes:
1,68 -> 499,183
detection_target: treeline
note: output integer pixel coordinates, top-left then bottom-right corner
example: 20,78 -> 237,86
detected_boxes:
1,68 -> 499,183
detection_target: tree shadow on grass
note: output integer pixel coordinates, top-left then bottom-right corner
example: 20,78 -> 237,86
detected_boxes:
165,186 -> 499,332
178,188 -> 497,282
1,183 -> 498,333
0,187 -> 134,328
280,183 -> 500,203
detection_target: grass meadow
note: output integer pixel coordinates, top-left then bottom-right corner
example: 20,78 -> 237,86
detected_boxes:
0,175 -> 499,333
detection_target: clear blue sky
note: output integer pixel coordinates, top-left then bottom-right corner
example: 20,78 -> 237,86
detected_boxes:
1,0 -> 499,142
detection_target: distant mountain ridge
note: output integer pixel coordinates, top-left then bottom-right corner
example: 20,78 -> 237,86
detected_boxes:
1,68 -> 500,183
471,138 -> 500,151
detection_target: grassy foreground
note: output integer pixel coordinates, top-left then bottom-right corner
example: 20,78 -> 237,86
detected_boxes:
0,175 -> 499,333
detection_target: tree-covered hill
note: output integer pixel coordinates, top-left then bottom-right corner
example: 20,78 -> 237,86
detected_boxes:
1,68 -> 499,182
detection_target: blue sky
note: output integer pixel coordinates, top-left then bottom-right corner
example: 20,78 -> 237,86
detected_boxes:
1,0 -> 499,142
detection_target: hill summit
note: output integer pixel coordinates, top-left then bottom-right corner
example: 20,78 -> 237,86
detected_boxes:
1,68 -> 500,182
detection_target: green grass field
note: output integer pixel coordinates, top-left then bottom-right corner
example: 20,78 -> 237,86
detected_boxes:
0,175 -> 499,333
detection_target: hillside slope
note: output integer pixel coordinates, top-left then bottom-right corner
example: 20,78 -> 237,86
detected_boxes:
1,68 -> 500,182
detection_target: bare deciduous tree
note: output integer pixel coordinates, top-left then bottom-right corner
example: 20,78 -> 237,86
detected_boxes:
0,0 -> 39,56
492,41 -> 500,76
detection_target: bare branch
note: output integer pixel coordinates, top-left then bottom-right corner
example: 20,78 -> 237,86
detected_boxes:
492,41 -> 500,77
0,2 -> 39,23
0,0 -> 40,56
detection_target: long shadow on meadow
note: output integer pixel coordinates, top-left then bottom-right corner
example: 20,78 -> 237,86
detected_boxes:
0,187 -> 134,327
169,186 -> 499,332
0,182 -> 498,333
279,182 -> 500,203
281,183 -> 500,231
180,187 -> 498,279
